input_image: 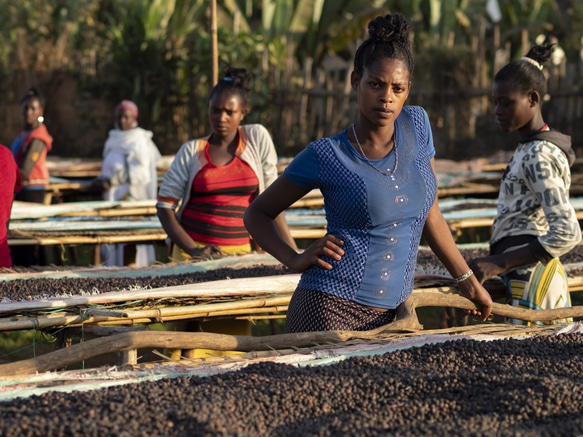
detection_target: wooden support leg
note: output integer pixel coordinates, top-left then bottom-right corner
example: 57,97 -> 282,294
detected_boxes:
117,349 -> 138,366
94,245 -> 101,265
56,329 -> 73,349
68,246 -> 78,265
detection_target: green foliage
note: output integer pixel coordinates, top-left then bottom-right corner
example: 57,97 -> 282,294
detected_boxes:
67,0 -> 212,149
101,0 -> 205,124
0,0 -> 577,155
496,0 -> 565,56
0,0 -> 105,74
561,1 -> 583,60
415,44 -> 477,90
0,331 -> 50,362
218,0 -> 387,70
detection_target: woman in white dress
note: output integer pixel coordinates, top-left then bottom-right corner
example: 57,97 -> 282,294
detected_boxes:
94,100 -> 161,266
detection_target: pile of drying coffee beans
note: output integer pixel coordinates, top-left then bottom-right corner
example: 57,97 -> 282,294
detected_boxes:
0,265 -> 293,302
1,333 -> 581,436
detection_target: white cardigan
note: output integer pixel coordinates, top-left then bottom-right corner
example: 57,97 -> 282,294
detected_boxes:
156,124 -> 279,219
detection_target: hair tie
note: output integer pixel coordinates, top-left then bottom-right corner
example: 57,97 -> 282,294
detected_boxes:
223,77 -> 233,82
520,57 -> 544,71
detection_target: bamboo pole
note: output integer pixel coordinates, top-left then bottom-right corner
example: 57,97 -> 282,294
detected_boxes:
1,276 -> 581,332
60,206 -> 158,217
113,296 -> 291,319
289,198 -> 325,208
290,229 -> 327,239
8,232 -> 168,246
437,185 -> 499,197
449,210 -> 583,231
0,274 -> 301,314
2,293 -> 583,376
82,309 -> 289,326
0,300 -> 292,332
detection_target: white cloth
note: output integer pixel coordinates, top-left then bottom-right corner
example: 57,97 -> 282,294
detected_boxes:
100,243 -> 156,268
101,127 -> 161,201
100,127 -> 161,267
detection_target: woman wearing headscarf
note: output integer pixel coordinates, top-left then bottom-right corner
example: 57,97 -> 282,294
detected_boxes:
94,100 -> 161,266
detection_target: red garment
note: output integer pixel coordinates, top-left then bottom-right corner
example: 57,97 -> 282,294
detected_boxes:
180,145 -> 259,246
14,124 -> 53,188
0,145 -> 22,267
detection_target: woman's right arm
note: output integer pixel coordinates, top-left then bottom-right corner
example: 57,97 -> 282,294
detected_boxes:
19,138 -> 46,180
244,175 -> 344,272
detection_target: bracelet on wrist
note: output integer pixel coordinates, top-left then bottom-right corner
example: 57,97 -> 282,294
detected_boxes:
454,269 -> 474,283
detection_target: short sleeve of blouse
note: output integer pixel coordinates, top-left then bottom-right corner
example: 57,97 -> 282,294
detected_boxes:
283,144 -> 320,190
420,108 -> 436,159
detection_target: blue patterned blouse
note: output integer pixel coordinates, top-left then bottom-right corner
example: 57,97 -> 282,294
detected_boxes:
284,106 -> 437,309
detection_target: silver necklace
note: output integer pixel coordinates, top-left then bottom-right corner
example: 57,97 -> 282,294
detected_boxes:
351,123 -> 398,178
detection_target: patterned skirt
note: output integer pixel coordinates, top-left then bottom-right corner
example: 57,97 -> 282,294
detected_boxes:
502,258 -> 572,326
284,287 -> 397,333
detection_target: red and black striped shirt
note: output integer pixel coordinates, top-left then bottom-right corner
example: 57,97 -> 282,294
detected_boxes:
180,145 -> 259,246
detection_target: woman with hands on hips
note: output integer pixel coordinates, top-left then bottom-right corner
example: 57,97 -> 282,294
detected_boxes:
157,67 -> 296,261
244,13 -> 492,333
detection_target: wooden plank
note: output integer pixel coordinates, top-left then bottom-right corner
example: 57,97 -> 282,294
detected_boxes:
59,206 -> 158,217
449,210 -> 583,231
2,295 -> 583,376
290,228 -> 326,239
8,232 -> 168,246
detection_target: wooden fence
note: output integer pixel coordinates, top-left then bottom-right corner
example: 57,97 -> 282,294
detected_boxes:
267,25 -> 583,161
2,25 -> 583,161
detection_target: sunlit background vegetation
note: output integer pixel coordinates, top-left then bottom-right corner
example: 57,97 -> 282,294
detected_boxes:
0,0 -> 582,159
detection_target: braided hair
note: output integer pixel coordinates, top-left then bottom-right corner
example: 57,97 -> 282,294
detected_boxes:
353,13 -> 414,77
209,67 -> 252,109
494,43 -> 555,97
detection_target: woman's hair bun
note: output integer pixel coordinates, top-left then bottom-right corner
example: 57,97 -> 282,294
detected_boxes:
525,42 -> 555,65
224,66 -> 252,91
368,13 -> 411,47
21,87 -> 44,105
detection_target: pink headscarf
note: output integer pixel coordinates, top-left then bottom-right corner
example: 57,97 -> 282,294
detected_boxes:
115,100 -> 139,119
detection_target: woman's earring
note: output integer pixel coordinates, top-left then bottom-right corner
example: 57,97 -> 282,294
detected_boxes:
37,116 -> 44,123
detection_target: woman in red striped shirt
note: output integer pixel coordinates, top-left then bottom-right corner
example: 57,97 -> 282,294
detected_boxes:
157,67 -> 297,261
